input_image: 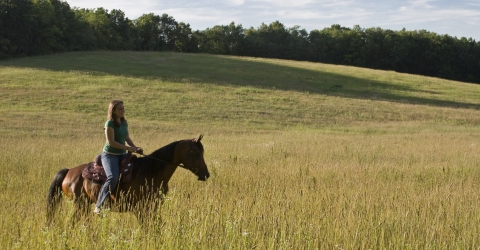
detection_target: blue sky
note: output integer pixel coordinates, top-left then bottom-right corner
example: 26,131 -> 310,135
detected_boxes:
67,0 -> 480,40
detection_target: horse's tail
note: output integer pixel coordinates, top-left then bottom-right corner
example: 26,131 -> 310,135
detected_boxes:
47,168 -> 69,224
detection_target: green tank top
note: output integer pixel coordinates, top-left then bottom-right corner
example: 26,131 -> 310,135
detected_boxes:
103,120 -> 129,154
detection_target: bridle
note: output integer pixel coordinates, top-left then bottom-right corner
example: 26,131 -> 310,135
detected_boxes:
180,140 -> 199,174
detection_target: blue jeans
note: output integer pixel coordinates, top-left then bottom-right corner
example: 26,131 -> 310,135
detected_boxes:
95,152 -> 125,209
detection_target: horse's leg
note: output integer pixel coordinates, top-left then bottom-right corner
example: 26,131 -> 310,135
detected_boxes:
134,203 -> 161,228
134,196 -> 152,227
71,193 -> 92,222
135,185 -> 166,229
160,183 -> 168,205
62,164 -> 92,223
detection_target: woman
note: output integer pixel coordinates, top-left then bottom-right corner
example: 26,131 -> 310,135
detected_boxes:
94,100 -> 143,214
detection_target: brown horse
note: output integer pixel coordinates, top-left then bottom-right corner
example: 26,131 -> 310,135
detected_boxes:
47,135 -> 209,224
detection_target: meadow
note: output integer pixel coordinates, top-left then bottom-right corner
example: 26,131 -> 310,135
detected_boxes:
1,51 -> 480,249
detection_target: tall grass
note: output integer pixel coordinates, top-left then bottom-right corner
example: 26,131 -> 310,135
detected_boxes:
1,51 -> 480,249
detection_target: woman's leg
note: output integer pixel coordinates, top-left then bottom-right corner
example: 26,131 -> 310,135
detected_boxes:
95,152 -> 121,210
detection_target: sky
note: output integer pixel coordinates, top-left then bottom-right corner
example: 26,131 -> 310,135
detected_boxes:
66,0 -> 480,41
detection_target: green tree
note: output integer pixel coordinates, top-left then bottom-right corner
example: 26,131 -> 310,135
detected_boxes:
158,13 -> 178,50
175,22 -> 198,52
286,25 -> 310,60
134,13 -> 183,51
109,9 -> 137,50
134,13 -> 162,50
244,21 -> 291,59
0,0 -> 35,57
28,0 -> 80,54
362,27 -> 395,70
308,24 -> 352,64
196,22 -> 245,55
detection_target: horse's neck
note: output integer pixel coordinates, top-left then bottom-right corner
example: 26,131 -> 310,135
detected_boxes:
150,141 -> 180,164
150,152 -> 177,166
145,153 -> 179,181
145,141 -> 181,183
160,163 -> 178,183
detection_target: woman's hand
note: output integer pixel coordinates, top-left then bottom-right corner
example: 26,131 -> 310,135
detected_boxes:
128,146 -> 143,154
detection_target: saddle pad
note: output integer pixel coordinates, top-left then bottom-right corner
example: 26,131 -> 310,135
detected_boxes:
82,162 -> 106,184
82,154 -> 137,184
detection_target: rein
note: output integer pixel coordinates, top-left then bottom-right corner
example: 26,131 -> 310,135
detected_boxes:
137,153 -> 170,164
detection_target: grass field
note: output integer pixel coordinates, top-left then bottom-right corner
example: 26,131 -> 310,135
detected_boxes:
1,51 -> 480,249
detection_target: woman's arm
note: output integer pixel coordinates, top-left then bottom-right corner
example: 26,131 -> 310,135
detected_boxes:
125,135 -> 135,148
126,135 -> 143,153
105,127 -> 137,152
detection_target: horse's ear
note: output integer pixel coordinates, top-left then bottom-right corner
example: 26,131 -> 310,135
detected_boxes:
197,134 -> 203,143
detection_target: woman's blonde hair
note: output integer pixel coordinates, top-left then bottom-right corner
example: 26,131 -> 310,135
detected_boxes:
107,100 -> 126,126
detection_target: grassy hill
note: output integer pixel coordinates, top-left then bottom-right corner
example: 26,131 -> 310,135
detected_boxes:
2,51 -> 480,249
2,51 -> 480,135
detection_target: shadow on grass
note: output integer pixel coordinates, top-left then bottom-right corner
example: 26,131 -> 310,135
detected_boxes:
2,51 -> 479,110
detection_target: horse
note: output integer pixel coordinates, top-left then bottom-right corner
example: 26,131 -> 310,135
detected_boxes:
47,135 -> 209,225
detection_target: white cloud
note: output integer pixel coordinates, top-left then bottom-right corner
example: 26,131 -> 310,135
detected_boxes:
229,0 -> 246,6
251,0 -> 315,7
65,0 -> 480,40
408,0 -> 436,8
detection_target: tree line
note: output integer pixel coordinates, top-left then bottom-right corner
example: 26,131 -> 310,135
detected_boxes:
1,0 -> 479,83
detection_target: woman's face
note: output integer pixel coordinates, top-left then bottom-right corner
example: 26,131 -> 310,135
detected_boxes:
113,103 -> 125,119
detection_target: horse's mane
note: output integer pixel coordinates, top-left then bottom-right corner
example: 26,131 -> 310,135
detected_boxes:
134,140 -> 182,175
149,140 -> 183,163
134,139 -> 204,176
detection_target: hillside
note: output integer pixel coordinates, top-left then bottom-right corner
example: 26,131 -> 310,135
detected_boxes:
1,51 -> 480,137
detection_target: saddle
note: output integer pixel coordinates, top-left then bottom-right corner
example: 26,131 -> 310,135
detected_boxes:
82,153 -> 137,185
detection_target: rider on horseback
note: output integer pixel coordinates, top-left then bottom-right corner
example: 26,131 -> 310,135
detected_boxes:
94,100 -> 143,214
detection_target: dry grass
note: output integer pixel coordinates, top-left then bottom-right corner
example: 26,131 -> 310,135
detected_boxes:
1,51 -> 480,249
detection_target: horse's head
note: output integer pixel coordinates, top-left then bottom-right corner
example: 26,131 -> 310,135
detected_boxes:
175,135 -> 210,181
